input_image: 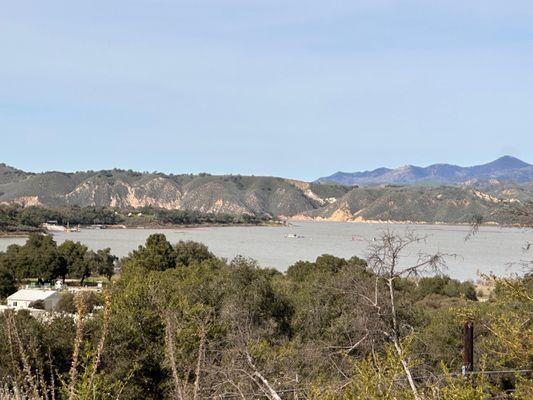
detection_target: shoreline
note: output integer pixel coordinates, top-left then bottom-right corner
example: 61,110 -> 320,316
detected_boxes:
0,220 -> 284,238
99,220 -> 284,230
288,216 -> 531,229
0,231 -> 41,238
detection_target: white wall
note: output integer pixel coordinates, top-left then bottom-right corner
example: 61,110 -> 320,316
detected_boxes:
7,293 -> 60,311
7,299 -> 31,309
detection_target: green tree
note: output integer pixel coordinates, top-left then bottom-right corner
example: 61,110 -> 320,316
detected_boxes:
18,206 -> 49,227
174,240 -> 215,266
127,234 -> 176,271
417,275 -> 477,301
23,234 -> 67,282
0,244 -> 27,281
93,248 -> 117,280
58,240 -> 91,284
0,265 -> 16,299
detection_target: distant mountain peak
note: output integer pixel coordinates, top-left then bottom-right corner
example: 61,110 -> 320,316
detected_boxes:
481,155 -> 530,170
316,156 -> 532,186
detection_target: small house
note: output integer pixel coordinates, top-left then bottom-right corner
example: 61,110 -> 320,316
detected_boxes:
6,289 -> 60,311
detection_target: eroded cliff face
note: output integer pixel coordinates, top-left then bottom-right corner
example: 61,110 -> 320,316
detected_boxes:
0,196 -> 42,207
65,176 -> 183,209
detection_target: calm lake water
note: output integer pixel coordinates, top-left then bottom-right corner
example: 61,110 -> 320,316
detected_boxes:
1,221 -> 530,281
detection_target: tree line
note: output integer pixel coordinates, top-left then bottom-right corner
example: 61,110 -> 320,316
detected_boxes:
0,232 -> 531,399
0,204 -> 271,233
0,234 -> 116,297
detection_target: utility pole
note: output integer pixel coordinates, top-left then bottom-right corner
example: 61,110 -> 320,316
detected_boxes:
462,321 -> 474,376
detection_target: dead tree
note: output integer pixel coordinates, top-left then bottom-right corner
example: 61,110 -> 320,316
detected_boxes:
364,230 -> 447,400
160,306 -> 215,400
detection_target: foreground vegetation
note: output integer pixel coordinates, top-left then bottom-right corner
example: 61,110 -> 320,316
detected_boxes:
0,231 -> 531,399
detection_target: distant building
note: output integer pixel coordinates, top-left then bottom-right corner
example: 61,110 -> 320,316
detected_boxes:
42,223 -> 67,232
90,224 -> 107,229
6,289 -> 60,311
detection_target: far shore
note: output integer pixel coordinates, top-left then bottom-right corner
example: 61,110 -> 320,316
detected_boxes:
0,231 -> 39,238
288,215 -> 531,229
0,220 -> 285,238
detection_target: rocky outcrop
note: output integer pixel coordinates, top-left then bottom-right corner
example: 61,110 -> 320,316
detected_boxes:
65,176 -> 183,209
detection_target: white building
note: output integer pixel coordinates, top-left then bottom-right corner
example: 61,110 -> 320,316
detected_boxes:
6,289 -> 60,311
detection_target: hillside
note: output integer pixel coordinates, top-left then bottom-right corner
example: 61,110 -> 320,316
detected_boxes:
1,164 -> 531,225
296,185 -> 532,225
316,156 -> 533,186
0,165 -> 349,218
461,179 -> 533,202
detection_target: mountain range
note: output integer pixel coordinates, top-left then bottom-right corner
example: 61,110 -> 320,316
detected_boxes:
0,160 -> 531,225
316,156 -> 533,186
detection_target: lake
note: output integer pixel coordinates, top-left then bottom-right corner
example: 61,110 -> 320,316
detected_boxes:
1,221 -> 530,281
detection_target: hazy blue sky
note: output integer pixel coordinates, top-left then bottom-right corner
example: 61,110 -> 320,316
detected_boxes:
1,1 -> 532,180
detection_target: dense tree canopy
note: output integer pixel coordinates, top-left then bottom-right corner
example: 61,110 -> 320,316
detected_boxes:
0,234 -> 116,289
0,204 -> 271,234
174,240 -> 216,266
0,266 -> 16,299
2,233 -> 68,282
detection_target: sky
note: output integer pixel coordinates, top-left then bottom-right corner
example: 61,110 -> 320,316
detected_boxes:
1,1 -> 532,181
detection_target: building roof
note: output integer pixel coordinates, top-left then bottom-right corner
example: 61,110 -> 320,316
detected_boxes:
7,289 -> 59,302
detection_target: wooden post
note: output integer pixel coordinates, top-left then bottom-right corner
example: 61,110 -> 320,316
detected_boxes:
463,321 -> 474,375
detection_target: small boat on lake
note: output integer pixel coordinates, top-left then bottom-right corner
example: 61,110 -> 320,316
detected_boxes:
286,233 -> 304,239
